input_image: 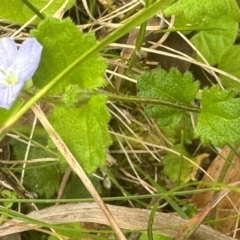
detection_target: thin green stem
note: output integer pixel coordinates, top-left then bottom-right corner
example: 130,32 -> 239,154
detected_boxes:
128,19 -> 147,73
0,182 -> 234,204
177,128 -> 184,185
105,92 -> 200,113
21,0 -> 45,20
217,144 -> 238,186
210,144 -> 239,220
148,198 -> 159,240
24,89 -> 200,113
128,0 -> 150,73
134,163 -> 189,219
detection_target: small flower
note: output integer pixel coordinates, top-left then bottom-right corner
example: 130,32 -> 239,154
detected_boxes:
0,37 -> 42,109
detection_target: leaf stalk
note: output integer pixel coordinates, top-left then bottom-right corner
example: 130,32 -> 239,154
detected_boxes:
104,92 -> 200,113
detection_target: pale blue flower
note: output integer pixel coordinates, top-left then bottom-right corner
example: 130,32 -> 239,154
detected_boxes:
0,37 -> 42,109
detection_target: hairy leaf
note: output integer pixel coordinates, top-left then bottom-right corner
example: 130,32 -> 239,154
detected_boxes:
218,45 -> 240,92
31,17 -> 107,94
137,68 -> 199,127
62,85 -> 81,108
190,18 -> 238,65
24,162 -> 60,199
10,137 -> 59,199
62,174 -> 102,199
0,0 -> 75,24
195,86 -> 240,146
163,144 -> 201,183
48,95 -> 111,174
164,0 -> 240,65
164,0 -> 240,24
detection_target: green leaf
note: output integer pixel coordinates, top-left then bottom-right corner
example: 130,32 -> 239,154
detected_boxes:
23,162 -> 60,199
10,135 -> 55,160
10,136 -> 58,199
176,114 -> 197,144
164,0 -> 240,24
48,95 -> 111,174
31,17 -> 107,94
62,85 -> 81,108
0,0 -> 75,24
158,113 -> 196,144
62,174 -> 102,199
218,45 -> 240,92
0,97 -> 24,140
190,17 -> 238,65
164,0 -> 240,65
137,68 -> 199,127
163,144 -> 203,183
195,86 -> 240,146
1,190 -> 17,209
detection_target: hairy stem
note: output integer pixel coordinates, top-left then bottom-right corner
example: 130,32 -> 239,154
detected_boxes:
104,92 -> 200,113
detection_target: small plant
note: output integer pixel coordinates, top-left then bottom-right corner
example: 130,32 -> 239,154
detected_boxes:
0,0 -> 240,239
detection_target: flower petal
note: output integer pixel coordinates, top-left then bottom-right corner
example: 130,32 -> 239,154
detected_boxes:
0,37 -> 17,70
15,38 -> 43,82
0,81 -> 24,109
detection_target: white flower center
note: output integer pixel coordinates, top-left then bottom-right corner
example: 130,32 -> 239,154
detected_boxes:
0,67 -> 18,86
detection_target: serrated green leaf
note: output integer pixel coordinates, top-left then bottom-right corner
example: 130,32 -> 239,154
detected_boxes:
62,85 -> 81,108
11,135 -> 55,159
164,0 -> 240,24
164,0 -> 240,65
218,45 -> 240,92
160,113 -> 196,145
176,114 -> 196,144
163,144 -> 200,183
23,162 -> 60,199
195,86 -> 240,146
1,190 -> 17,209
10,136 -> 58,199
31,17 -> 107,94
190,18 -> 238,65
62,174 -> 102,199
0,0 -> 75,24
48,95 -> 111,174
137,68 -> 199,127
164,1 -> 210,23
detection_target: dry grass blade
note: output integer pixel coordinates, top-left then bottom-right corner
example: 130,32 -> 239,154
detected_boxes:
0,202 -> 236,240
